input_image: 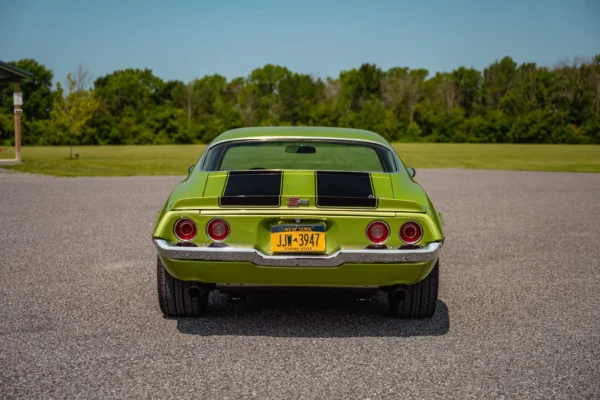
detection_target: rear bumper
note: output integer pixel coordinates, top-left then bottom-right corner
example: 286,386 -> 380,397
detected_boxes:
154,239 -> 442,268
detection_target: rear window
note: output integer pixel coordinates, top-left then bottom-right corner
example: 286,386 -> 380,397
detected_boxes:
201,140 -> 397,172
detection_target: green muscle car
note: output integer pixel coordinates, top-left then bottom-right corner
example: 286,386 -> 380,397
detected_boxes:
153,127 -> 444,318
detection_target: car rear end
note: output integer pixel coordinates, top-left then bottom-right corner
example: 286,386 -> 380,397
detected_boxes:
153,136 -> 444,291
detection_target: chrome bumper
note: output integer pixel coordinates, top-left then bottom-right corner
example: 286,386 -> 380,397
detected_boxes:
154,239 -> 442,268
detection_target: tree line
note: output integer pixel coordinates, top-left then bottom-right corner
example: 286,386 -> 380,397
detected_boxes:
1,55 -> 599,147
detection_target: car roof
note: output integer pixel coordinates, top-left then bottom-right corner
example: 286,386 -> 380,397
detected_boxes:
209,127 -> 392,148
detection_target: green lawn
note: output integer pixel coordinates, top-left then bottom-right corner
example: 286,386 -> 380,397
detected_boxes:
0,143 -> 598,176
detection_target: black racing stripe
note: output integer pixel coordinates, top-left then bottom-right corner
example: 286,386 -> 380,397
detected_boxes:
219,170 -> 282,207
315,171 -> 377,208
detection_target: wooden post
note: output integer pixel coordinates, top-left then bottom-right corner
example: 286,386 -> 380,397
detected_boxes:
13,81 -> 22,163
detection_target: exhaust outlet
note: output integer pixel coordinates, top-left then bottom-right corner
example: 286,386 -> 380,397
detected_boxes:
188,286 -> 204,298
392,288 -> 408,301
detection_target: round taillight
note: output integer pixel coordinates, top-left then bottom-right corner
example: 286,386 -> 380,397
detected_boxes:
174,218 -> 197,241
400,222 -> 422,244
207,219 -> 230,242
366,221 -> 390,244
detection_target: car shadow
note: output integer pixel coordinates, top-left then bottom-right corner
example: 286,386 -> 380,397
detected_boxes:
175,291 -> 450,338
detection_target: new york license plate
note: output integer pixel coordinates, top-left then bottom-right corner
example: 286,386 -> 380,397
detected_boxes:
271,224 -> 326,253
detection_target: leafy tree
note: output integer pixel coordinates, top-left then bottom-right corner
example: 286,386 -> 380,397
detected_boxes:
278,73 -> 319,125
405,69 -> 429,123
51,73 -> 99,158
247,65 -> 292,125
3,55 -> 600,146
0,59 -> 55,145
406,121 -> 423,141
94,68 -> 164,118
231,77 -> 256,127
381,67 -> 409,115
452,67 -> 481,116
0,59 -> 54,121
339,64 -> 383,113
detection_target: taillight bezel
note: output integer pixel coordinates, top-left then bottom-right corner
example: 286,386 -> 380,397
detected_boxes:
173,218 -> 198,242
365,221 -> 390,244
399,221 -> 423,245
206,218 -> 230,242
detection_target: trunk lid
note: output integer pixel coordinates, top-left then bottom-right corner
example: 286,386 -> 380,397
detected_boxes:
170,170 -> 425,213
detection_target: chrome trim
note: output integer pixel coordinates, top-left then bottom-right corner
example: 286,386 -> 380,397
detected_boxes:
200,137 -> 398,172
154,239 -> 442,268
205,136 -> 395,152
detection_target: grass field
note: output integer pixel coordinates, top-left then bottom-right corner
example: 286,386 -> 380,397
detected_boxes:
1,143 -> 599,176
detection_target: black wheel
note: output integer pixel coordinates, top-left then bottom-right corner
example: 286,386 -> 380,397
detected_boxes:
388,259 -> 439,318
157,256 -> 209,317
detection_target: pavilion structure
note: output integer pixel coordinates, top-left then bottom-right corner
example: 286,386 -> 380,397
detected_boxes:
0,60 -> 35,164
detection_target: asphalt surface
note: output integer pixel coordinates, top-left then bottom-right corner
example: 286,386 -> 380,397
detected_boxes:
1,168 -> 599,399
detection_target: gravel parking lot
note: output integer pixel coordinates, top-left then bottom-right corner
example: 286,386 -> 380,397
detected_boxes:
1,168 -> 599,399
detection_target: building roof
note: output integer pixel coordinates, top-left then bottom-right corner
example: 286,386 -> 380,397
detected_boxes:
0,60 -> 35,84
210,126 -> 392,148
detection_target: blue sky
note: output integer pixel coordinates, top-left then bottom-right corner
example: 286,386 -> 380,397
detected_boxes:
1,0 -> 598,85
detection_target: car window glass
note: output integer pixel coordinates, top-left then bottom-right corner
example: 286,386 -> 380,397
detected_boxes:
205,141 -> 396,172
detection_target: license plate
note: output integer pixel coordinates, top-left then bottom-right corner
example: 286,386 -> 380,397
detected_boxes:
271,224 -> 326,253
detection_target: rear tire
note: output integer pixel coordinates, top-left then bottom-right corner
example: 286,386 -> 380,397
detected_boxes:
388,259 -> 439,318
157,256 -> 209,317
